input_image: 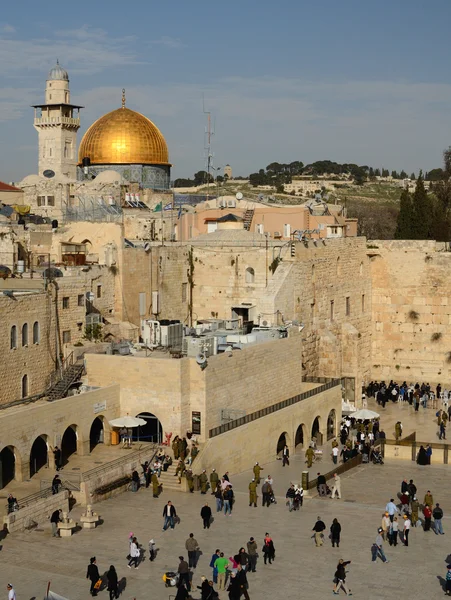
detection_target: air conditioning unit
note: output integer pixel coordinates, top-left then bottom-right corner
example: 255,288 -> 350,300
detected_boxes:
227,199 -> 236,208
218,199 -> 226,208
273,231 -> 282,239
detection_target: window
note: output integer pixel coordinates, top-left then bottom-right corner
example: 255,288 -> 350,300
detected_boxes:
312,264 -> 315,283
256,224 -> 264,234
62,297 -> 69,309
37,196 -> 45,207
283,224 -> 291,238
330,300 -> 335,321
182,283 -> 187,303
77,322 -> 83,331
245,267 -> 255,284
21,374 -> 28,399
346,296 -> 351,317
362,294 -> 365,313
360,262 -> 363,276
62,330 -> 71,344
47,196 -> 55,206
10,325 -> 17,350
33,321 -> 40,344
78,294 -> 84,307
22,323 -> 28,347
336,257 -> 341,276
97,285 -> 102,299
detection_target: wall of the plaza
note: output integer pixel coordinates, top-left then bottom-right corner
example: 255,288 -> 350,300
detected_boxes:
370,240 -> 451,384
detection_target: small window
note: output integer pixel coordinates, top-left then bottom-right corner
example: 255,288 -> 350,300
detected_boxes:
49,148 -> 52,157
37,196 -> 44,207
336,257 -> 341,276
10,325 -> 17,350
77,322 -> 83,331
256,224 -> 264,234
33,321 -> 40,344
283,224 -> 291,238
47,196 -> 55,206
78,294 -> 84,307
362,294 -> 365,313
346,296 -> 351,317
182,283 -> 187,303
97,285 -> 102,299
21,374 -> 28,399
245,267 -> 255,284
62,330 -> 71,344
22,323 -> 28,346
312,264 -> 315,283
62,297 -> 69,309
330,300 -> 335,321
360,262 -> 363,276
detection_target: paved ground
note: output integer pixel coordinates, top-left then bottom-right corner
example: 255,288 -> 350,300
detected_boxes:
2,453 -> 451,600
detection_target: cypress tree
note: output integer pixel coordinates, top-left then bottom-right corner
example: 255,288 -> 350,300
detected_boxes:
395,189 -> 413,239
411,173 -> 432,239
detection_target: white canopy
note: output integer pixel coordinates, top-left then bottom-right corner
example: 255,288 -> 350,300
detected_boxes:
109,415 -> 147,428
351,408 -> 380,420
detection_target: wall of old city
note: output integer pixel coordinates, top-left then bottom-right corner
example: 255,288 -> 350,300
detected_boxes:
370,240 -> 451,385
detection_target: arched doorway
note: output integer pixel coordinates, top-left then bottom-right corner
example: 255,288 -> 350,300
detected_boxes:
61,425 -> 78,463
89,417 -> 104,452
295,424 -> 305,452
327,410 -> 336,441
276,432 -> 288,456
311,417 -> 321,444
0,446 -> 16,488
135,413 -> 163,443
29,435 -> 48,477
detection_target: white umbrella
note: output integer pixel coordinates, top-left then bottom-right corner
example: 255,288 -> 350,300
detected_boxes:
109,415 -> 147,428
351,408 -> 380,420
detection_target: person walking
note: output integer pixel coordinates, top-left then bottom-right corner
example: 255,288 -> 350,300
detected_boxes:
261,480 -> 272,507
330,518 -> 341,548
199,470 -> 209,494
333,559 -> 352,596
285,484 -> 296,511
262,533 -> 275,565
331,473 -> 341,499
128,536 -> 140,569
236,564 -> 250,600
247,537 -> 258,573
162,501 -> 177,531
223,486 -> 233,515
282,444 -> 290,467
433,503 -> 444,534
214,552 -> 229,591
332,445 -> 339,465
227,573 -> 241,600
148,538 -> 156,561
372,529 -> 389,563
312,516 -> 326,547
403,515 -> 411,546
7,584 -> 16,600
201,503 -> 212,529
389,517 -> 399,546
424,490 -> 434,507
106,565 -> 118,600
50,508 -> 62,537
253,463 -> 262,484
209,549 -> 220,584
185,533 -> 200,569
53,446 -> 62,471
177,556 -> 191,591
248,479 -> 258,507
423,504 -> 432,531
440,420 -> 447,440
87,557 -> 100,596
52,474 -> 61,495
385,499 -> 398,522
446,564 -> 451,596
214,483 -> 223,512
210,469 -> 219,491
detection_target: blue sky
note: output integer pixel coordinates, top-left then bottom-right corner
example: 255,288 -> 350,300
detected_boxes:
1,0 -> 451,182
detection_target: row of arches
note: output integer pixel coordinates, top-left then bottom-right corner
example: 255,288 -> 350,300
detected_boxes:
276,410 -> 336,455
10,322 -> 40,349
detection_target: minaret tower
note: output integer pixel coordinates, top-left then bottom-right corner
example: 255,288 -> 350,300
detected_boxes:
32,61 -> 83,178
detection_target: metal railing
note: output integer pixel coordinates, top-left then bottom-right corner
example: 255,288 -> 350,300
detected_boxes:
209,379 -> 340,438
46,351 -> 76,391
307,453 -> 363,490
82,444 -> 159,481
7,486 -> 55,513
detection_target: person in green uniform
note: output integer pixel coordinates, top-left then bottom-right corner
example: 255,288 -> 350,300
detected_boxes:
210,469 -> 219,490
305,447 -> 315,468
249,479 -> 258,507
175,459 -> 186,483
186,469 -> 194,493
199,469 -> 208,494
151,472 -> 160,498
172,436 -> 180,460
253,463 -> 262,484
191,445 -> 199,462
178,438 -> 184,460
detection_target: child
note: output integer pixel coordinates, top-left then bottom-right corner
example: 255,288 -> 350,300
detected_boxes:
149,539 -> 156,561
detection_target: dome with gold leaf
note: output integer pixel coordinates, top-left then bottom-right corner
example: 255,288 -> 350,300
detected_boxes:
77,90 -> 171,190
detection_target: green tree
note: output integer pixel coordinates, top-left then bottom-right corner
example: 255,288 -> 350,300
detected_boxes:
193,171 -> 214,185
400,170 -> 408,179
410,173 -> 432,239
410,172 -> 416,180
395,189 -> 413,239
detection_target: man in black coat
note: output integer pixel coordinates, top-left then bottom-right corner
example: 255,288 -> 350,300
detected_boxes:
86,557 -> 100,596
236,564 -> 250,600
200,503 -> 212,529
162,501 -> 177,531
312,516 -> 326,546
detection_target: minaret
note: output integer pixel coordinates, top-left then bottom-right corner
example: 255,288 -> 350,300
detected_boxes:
32,61 -> 83,179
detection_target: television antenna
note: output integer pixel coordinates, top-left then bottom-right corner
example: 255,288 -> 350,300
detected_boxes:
203,96 -> 217,201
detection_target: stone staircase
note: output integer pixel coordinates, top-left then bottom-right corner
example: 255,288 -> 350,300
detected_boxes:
243,209 -> 254,231
159,463 -> 183,493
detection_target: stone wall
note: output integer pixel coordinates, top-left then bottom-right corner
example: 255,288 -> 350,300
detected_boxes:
3,490 -> 70,533
370,240 -> 451,384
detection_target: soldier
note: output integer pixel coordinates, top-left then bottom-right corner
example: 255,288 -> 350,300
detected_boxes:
305,446 -> 315,468
172,435 -> 180,460
191,444 -> 199,462
210,468 -> 219,491
199,469 -> 208,494
331,438 -> 339,448
186,469 -> 194,493
253,463 -> 262,484
175,459 -> 186,483
178,438 -> 185,460
249,478 -> 258,507
151,471 -> 160,498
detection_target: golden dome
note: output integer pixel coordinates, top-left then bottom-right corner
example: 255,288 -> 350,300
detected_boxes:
78,98 -> 170,166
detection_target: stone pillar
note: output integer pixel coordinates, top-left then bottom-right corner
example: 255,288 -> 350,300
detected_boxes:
301,470 -> 309,491
15,459 -> 29,483
77,439 -> 90,456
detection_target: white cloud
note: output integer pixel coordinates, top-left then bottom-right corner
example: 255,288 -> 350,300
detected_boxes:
1,24 -> 16,34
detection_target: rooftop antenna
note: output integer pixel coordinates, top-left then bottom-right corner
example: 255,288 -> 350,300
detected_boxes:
203,95 -> 215,201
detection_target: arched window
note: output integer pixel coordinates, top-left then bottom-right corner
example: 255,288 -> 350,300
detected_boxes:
245,267 -> 255,283
33,321 -> 40,344
22,323 -> 28,347
337,257 -> 341,276
360,261 -> 363,276
312,264 -> 315,283
10,326 -> 17,350
21,374 -> 28,399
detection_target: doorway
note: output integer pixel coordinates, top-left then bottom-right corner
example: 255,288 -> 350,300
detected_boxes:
134,413 -> 162,443
61,425 -> 78,463
0,446 -> 16,488
29,435 -> 48,477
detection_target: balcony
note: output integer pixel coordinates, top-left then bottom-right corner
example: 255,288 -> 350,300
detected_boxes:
34,117 -> 80,127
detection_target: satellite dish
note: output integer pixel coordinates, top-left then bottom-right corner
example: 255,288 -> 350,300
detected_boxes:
43,169 -> 55,179
236,192 -> 243,200
196,353 -> 208,370
262,320 -> 268,327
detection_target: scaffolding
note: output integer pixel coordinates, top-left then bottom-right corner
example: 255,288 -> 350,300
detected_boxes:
63,195 -> 123,222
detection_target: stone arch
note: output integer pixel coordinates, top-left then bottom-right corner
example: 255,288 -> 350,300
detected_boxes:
21,374 -> 29,399
327,409 -> 337,441
276,431 -> 289,456
245,267 -> 255,284
295,423 -> 306,452
311,416 -> 322,445
61,424 -> 78,464
90,416 -> 105,452
0,445 -> 21,489
336,257 -> 341,276
135,412 -> 163,443
10,325 -> 17,350
29,434 -> 49,477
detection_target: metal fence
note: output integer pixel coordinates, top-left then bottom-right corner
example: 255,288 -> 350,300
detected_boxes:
209,378 -> 340,438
